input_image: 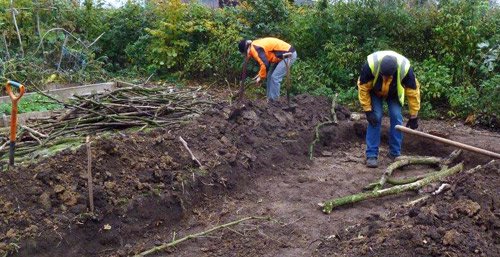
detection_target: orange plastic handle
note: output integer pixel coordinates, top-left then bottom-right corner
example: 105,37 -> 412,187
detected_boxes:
6,81 -> 25,142
6,80 -> 26,103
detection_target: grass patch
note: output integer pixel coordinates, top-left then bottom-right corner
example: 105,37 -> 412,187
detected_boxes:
0,93 -> 63,114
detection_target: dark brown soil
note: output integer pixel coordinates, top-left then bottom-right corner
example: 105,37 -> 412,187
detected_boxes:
0,94 -> 498,257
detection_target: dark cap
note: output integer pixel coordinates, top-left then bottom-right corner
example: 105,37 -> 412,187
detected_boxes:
380,55 -> 397,76
238,39 -> 248,53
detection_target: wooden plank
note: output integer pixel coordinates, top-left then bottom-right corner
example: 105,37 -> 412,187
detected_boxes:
0,82 -> 117,104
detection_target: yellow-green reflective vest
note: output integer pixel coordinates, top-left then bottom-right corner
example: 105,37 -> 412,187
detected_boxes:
367,50 -> 410,105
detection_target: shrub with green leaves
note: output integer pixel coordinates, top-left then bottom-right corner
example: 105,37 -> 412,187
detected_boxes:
0,0 -> 498,125
183,8 -> 243,80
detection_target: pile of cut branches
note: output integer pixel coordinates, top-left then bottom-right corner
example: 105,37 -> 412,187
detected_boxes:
0,83 -> 214,166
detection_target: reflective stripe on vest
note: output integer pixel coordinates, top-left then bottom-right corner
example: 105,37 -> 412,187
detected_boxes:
367,51 -> 410,105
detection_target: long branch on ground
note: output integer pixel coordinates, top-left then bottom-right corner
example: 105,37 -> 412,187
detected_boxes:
134,216 -> 270,257
321,162 -> 464,214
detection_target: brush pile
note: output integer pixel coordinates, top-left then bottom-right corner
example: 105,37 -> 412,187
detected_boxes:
0,83 -> 214,165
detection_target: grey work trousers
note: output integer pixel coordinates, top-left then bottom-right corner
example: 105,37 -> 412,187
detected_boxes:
266,51 -> 297,100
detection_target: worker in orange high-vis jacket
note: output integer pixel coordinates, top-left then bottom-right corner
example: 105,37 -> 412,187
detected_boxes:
238,37 -> 297,101
358,50 -> 421,168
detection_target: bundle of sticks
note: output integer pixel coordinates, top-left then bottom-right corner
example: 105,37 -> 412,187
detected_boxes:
0,83 -> 214,165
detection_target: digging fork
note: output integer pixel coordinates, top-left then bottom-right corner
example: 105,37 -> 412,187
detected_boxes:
5,80 -> 26,166
282,52 -> 296,112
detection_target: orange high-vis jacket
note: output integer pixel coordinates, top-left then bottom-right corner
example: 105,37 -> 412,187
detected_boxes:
247,37 -> 295,79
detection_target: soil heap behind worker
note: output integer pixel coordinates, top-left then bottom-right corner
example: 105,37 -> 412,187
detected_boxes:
357,50 -> 421,168
238,37 -> 297,101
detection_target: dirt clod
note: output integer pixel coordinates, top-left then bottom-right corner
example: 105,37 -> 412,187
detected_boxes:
443,229 -> 462,246
39,192 -> 51,210
454,199 -> 481,217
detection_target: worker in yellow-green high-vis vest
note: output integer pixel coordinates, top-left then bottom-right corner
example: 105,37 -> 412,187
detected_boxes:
357,51 -> 421,168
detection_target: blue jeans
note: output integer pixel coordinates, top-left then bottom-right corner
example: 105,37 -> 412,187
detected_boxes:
366,95 -> 403,158
266,51 -> 297,100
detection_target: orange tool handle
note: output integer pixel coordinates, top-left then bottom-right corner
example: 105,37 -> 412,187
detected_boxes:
6,80 -> 25,142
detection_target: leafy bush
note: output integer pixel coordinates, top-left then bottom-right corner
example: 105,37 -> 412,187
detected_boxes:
413,57 -> 452,117
290,60 -> 333,96
0,0 -> 498,124
240,0 -> 291,36
183,8 -> 243,80
97,2 -> 151,71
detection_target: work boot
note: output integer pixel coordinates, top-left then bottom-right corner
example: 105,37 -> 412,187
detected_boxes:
366,157 -> 378,168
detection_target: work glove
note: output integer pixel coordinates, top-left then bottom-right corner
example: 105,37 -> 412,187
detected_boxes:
365,111 -> 378,126
406,117 -> 419,129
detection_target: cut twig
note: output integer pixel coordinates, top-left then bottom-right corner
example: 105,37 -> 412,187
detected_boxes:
225,78 -> 233,105
0,141 -> 9,151
28,132 -> 42,145
134,216 -> 270,257
142,73 -> 155,86
86,136 -> 94,214
308,96 -> 339,159
466,160 -> 495,174
179,136 -> 202,167
321,163 -> 464,214
308,121 -> 335,160
20,125 -> 48,138
405,183 -> 450,207
441,150 -> 462,168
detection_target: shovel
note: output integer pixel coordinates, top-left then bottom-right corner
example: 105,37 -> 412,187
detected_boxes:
282,53 -> 296,112
6,80 -> 26,166
232,58 -> 249,102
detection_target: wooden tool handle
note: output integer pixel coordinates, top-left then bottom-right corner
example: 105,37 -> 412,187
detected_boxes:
396,125 -> 500,159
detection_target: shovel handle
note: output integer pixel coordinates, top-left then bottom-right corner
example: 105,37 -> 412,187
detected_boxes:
396,125 -> 500,159
6,80 -> 26,103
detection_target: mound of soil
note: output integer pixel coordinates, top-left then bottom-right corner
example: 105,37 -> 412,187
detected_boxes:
316,161 -> 500,257
0,95 -> 351,256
